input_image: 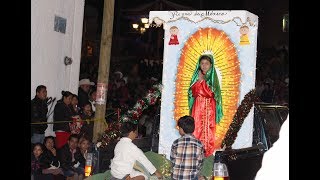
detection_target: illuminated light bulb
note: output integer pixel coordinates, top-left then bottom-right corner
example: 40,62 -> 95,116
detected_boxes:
132,24 -> 139,29
141,17 -> 148,24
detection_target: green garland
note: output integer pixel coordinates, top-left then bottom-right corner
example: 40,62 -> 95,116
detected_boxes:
97,83 -> 162,147
98,85 -> 258,150
221,89 -> 259,149
97,121 -> 122,148
120,83 -> 162,124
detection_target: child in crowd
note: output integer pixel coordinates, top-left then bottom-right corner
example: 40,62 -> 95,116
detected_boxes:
80,101 -> 94,141
31,143 -> 44,179
170,115 -> 205,180
110,122 -> 163,180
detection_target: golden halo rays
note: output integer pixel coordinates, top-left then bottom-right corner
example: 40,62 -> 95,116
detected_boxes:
174,28 -> 241,148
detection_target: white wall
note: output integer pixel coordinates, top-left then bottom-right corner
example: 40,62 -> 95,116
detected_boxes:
31,0 -> 85,136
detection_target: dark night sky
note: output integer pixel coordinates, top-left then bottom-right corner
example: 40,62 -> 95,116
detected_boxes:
85,0 -> 288,49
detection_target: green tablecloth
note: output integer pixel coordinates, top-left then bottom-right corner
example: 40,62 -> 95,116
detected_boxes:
86,151 -> 213,180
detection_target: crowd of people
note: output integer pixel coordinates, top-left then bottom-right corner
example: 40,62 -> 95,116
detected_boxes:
106,59 -> 162,109
255,45 -> 289,105
31,135 -> 92,180
31,83 -> 96,179
31,43 -> 288,179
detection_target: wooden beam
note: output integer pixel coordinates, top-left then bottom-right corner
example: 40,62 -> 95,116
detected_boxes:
93,0 -> 115,142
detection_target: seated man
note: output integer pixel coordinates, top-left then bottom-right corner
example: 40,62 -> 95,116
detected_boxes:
110,122 -> 163,180
58,134 -> 85,180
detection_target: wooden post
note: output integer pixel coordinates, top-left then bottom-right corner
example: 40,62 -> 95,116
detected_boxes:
93,0 -> 115,142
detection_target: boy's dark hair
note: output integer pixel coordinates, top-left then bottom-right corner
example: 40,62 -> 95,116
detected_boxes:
121,122 -> 138,137
68,134 -> 79,141
36,85 -> 46,93
178,115 -> 195,134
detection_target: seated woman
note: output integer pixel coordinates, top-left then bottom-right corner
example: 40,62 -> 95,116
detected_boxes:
41,136 -> 64,178
78,136 -> 102,176
31,143 -> 53,180
78,136 -> 91,160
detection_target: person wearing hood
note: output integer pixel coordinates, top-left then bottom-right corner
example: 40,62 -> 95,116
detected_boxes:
188,53 -> 223,157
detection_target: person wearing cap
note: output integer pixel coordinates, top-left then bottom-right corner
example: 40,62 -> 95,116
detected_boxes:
78,79 -> 94,108
113,71 -> 124,89
114,71 -> 123,79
